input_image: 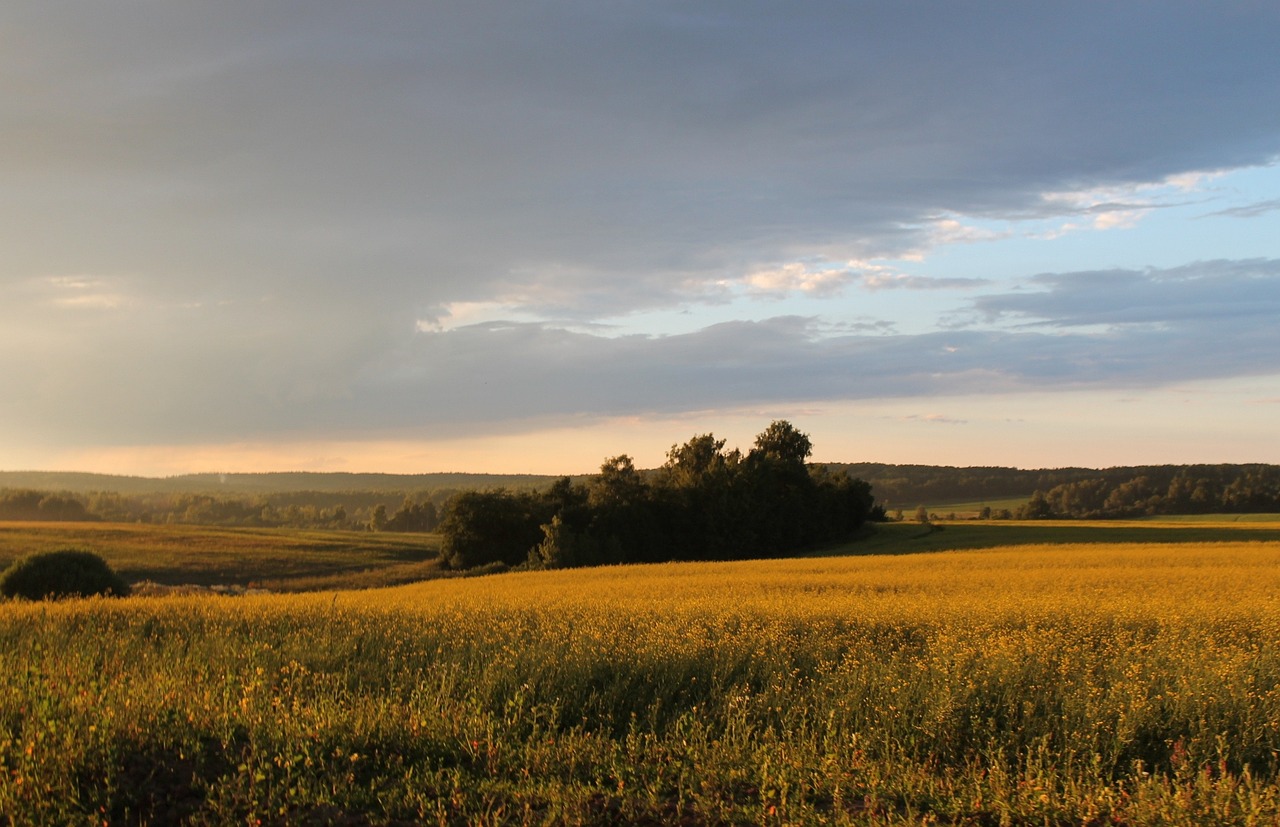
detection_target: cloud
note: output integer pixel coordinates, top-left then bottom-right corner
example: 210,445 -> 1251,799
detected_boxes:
4,3 -> 1279,317
1202,198 -> 1280,219
25,276 -> 131,310
969,259 -> 1280,328
354,272 -> 1279,436
897,414 -> 968,426
742,262 -> 856,296
860,274 -> 992,291
10,254 -> 1277,449
2,5 -> 1279,452
924,218 -> 1012,246
1089,209 -> 1148,231
988,173 -> 1222,237
741,259 -> 992,296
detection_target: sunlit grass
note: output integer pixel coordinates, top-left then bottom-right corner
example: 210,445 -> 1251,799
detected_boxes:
912,495 -> 1029,515
1137,512 -> 1280,523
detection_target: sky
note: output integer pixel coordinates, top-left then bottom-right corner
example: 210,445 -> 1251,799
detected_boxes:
3,2 -> 1280,476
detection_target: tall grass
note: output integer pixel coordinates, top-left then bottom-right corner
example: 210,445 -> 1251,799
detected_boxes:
2,541 -> 1279,823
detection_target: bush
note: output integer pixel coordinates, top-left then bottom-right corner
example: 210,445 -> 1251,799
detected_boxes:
0,548 -> 130,600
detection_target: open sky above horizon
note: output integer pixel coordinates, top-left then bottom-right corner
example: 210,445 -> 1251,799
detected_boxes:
3,2 -> 1280,477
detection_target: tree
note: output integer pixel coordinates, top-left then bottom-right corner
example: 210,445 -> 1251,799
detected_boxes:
529,514 -> 605,569
1164,472 -> 1197,514
368,504 -> 388,532
588,455 -> 664,563
0,490 -> 95,522
589,455 -> 646,508
661,434 -> 739,488
808,466 -> 876,538
750,420 -> 813,467
541,476 -> 590,525
1017,490 -> 1053,520
1044,478 -> 1110,518
1104,476 -> 1153,516
654,434 -> 749,559
740,422 -> 819,553
384,498 -> 439,532
438,422 -> 880,569
438,490 -> 543,570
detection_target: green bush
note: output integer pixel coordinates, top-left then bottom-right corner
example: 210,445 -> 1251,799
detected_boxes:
0,548 -> 130,600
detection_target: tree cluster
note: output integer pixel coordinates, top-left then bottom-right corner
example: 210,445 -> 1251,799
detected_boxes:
438,421 -> 879,570
823,464 -> 1095,509
0,488 -> 456,532
0,490 -> 97,522
90,492 -> 355,529
824,463 -> 1280,517
369,499 -> 440,532
1017,466 -> 1280,519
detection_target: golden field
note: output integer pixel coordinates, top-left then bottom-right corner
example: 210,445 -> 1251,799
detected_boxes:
2,523 -> 1279,824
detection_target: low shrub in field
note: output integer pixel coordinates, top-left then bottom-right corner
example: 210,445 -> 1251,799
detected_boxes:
0,548 -> 130,600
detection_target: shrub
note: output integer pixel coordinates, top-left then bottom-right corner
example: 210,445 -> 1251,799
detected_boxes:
0,548 -> 130,600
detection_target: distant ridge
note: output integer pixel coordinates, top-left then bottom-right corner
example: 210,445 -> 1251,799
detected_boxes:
0,470 -> 565,495
4,463 -> 1278,510
822,462 -> 1280,509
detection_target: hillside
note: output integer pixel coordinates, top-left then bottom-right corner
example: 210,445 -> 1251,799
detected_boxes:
824,461 -> 1280,512
6,462 -> 1280,529
0,470 -> 563,495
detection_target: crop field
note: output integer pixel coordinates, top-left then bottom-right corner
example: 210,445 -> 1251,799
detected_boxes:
2,522 -> 1280,824
816,517 -> 1280,557
0,522 -> 441,592
1138,513 -> 1280,524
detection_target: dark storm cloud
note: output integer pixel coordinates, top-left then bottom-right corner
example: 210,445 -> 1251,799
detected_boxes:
7,2 -> 1279,305
2,2 -> 1279,446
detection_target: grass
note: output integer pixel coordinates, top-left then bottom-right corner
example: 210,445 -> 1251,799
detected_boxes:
1137,512 -> 1280,523
813,516 -> 1280,557
0,521 -> 442,592
6,516 -> 1278,590
909,496 -> 1029,516
1,519 -> 1280,823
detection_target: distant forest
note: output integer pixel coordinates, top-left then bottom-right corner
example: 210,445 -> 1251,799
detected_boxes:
828,462 -> 1280,518
3,460 -> 1280,530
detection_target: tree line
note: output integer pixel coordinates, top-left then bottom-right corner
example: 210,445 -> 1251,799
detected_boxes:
826,462 -> 1280,514
10,454 -> 1277,534
438,421 -> 879,570
0,488 -> 449,531
0,490 -> 96,522
1016,465 -> 1280,519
